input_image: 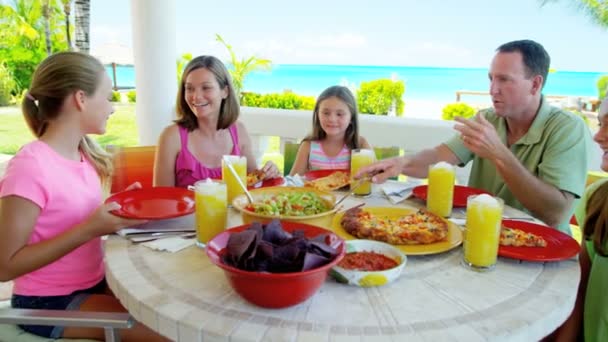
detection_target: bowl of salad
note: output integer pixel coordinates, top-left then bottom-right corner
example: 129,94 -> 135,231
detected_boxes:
232,186 -> 337,228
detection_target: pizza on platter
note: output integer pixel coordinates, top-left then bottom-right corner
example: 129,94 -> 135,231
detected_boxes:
340,207 -> 449,245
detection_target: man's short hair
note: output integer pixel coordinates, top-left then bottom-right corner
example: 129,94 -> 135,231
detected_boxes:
497,40 -> 550,88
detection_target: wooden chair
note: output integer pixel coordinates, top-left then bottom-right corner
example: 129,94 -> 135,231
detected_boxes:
107,145 -> 156,194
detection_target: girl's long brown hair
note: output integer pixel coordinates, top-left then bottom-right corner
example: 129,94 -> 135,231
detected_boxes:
583,181 -> 608,256
21,51 -> 113,184
303,85 -> 361,149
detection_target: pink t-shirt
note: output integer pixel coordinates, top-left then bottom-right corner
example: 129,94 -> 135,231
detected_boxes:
0,141 -> 104,296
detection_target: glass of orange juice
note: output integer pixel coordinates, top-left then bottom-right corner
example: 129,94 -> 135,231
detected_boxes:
350,149 -> 375,196
193,179 -> 228,248
222,155 -> 247,205
427,162 -> 455,217
463,194 -> 503,272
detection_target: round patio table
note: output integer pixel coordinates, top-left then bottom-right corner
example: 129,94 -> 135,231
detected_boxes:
104,185 -> 579,341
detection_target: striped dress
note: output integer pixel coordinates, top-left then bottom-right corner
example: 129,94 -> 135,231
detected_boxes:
308,141 -> 351,170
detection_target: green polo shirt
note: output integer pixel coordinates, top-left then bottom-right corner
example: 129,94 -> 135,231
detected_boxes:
444,97 -> 591,233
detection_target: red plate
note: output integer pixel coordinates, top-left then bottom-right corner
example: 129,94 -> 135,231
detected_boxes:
248,177 -> 285,190
412,185 -> 491,207
498,220 -> 580,262
105,187 -> 195,220
304,169 -> 350,180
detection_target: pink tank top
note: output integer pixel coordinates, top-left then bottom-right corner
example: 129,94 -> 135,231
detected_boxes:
174,124 -> 241,187
308,140 -> 351,170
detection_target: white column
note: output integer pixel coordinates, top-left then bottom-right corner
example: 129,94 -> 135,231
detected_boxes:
130,0 -> 176,145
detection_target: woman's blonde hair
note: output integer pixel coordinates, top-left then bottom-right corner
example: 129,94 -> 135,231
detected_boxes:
303,85 -> 361,149
175,55 -> 239,131
22,51 -> 113,184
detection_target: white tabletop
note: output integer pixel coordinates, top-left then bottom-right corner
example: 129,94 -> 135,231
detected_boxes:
104,184 -> 580,342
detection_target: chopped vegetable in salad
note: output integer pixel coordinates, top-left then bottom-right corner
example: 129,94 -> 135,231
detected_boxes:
245,192 -> 330,216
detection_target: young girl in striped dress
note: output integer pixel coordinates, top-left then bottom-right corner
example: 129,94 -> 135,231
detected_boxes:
289,86 -> 371,175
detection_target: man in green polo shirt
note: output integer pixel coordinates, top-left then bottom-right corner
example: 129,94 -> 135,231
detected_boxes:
358,39 -> 590,233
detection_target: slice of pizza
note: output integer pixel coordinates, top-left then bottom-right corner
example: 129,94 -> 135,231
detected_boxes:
304,171 -> 350,191
247,169 -> 266,187
500,226 -> 547,247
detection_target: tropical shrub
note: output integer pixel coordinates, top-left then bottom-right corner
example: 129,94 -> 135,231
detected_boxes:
127,90 -> 136,103
356,79 -> 405,116
442,103 -> 476,121
598,75 -> 608,100
241,92 -> 315,110
0,63 -> 16,106
110,91 -> 121,102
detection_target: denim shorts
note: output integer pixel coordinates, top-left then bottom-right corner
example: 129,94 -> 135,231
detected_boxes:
10,279 -> 108,339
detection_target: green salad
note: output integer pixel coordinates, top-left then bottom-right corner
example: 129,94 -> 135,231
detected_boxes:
245,192 -> 330,216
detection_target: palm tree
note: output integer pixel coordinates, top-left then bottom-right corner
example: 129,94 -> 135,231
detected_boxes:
62,0 -> 72,49
74,0 -> 90,53
41,0 -> 52,55
215,34 -> 272,102
540,0 -> 608,28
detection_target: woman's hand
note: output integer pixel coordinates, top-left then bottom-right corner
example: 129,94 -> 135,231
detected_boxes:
261,161 -> 281,179
84,202 -> 148,238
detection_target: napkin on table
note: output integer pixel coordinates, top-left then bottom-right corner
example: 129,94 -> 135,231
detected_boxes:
141,236 -> 196,253
381,179 -> 423,204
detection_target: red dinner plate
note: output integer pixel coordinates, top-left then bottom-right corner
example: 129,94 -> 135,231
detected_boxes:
248,177 -> 285,189
304,169 -> 350,180
498,220 -> 580,262
412,185 -> 491,207
105,187 -> 195,220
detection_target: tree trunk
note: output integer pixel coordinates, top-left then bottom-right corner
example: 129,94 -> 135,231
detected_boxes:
42,0 -> 52,56
74,0 -> 90,53
63,0 -> 72,50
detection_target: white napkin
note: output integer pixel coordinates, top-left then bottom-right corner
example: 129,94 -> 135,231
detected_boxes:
284,174 -> 305,187
141,236 -> 196,253
381,179 -> 423,204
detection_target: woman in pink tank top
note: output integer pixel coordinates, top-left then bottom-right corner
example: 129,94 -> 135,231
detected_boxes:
154,56 -> 280,188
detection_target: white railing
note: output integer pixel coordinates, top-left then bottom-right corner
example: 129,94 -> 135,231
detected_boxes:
240,106 -> 473,184
240,106 -> 603,184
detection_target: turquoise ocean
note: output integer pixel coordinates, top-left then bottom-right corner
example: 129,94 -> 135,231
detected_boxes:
106,64 -> 604,103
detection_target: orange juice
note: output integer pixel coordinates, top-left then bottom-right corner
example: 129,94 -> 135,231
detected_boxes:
463,195 -> 503,271
350,149 -> 375,196
427,162 -> 455,217
193,179 -> 228,247
221,155 -> 247,204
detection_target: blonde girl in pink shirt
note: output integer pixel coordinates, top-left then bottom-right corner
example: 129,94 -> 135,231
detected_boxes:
0,52 -> 169,341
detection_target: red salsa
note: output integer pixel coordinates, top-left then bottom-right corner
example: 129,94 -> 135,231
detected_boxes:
338,251 -> 398,271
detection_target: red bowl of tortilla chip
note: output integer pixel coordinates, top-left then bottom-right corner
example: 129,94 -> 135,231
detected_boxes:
205,220 -> 345,308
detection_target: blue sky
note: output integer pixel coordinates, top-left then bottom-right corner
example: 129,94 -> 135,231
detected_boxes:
90,0 -> 608,72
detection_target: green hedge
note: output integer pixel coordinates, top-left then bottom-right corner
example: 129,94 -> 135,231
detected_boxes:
127,90 -> 136,103
0,63 -> 16,106
357,79 -> 405,116
598,75 -> 608,100
241,91 -> 315,110
442,102 -> 476,121
111,91 -> 121,102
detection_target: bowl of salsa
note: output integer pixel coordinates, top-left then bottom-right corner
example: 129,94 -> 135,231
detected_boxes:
330,240 -> 407,287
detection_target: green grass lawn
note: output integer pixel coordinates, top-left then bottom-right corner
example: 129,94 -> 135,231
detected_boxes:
0,103 -> 285,171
